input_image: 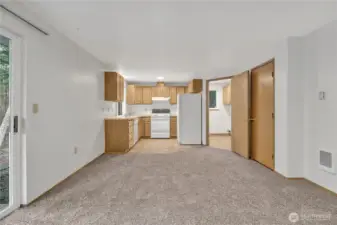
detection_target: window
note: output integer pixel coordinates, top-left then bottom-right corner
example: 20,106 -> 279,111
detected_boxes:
117,102 -> 123,116
209,90 -> 217,108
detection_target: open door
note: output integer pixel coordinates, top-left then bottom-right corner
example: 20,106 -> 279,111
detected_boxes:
231,71 -> 250,158
251,60 -> 274,169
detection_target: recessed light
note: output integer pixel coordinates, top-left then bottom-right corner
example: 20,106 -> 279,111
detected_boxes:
157,76 -> 164,80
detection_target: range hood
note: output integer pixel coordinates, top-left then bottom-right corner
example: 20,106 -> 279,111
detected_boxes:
152,97 -> 170,102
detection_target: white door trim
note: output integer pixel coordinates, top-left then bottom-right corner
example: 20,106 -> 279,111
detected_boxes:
0,27 -> 23,218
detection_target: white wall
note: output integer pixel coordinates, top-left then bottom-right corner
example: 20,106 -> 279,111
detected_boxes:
209,83 -> 231,134
301,20 -> 337,193
1,4 -> 105,204
201,40 -> 290,177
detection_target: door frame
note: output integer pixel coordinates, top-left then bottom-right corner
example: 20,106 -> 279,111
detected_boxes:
206,76 -> 233,146
250,58 -> 275,170
0,27 -> 23,218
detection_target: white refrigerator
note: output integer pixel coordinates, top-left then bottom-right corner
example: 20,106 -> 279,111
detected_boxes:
177,94 -> 202,144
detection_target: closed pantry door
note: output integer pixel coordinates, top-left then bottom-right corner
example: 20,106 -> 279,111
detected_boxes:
251,60 -> 274,169
231,71 -> 250,158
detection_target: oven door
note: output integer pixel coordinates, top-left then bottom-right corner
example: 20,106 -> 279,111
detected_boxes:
151,117 -> 170,138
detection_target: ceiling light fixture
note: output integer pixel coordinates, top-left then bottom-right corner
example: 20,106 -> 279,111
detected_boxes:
157,76 -> 164,80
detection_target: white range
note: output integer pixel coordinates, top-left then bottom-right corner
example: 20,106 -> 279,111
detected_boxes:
151,108 -> 170,138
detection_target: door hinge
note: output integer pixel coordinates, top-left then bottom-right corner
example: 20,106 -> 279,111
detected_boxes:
272,113 -> 274,119
272,154 -> 274,160
272,72 -> 274,77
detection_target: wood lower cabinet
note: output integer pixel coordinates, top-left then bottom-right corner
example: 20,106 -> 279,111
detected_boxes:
105,119 -> 135,153
138,118 -> 144,139
170,116 -> 177,137
105,72 -> 124,102
143,117 -> 151,137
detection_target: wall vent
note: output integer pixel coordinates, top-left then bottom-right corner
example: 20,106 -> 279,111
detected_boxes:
319,150 -> 335,174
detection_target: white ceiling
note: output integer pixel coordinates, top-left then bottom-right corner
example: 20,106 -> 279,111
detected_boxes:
21,1 -> 337,82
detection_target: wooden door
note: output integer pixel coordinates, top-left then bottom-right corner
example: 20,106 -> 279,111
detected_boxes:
231,71 -> 250,158
127,85 -> 135,104
142,87 -> 152,104
135,86 -> 143,104
251,61 -> 274,169
170,87 -> 177,104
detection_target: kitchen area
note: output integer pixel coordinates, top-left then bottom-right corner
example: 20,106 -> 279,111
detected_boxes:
103,72 -> 203,154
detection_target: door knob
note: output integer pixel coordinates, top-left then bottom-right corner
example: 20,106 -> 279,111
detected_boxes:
248,118 -> 256,121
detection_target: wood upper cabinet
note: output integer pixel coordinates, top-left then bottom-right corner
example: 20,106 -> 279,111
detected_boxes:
142,87 -> 152,104
169,87 -> 177,104
187,79 -> 203,93
170,116 -> 177,137
135,86 -> 143,104
152,86 -> 160,97
104,72 -> 124,102
161,86 -> 170,97
223,84 -> 231,105
152,82 -> 169,97
127,85 -> 135,104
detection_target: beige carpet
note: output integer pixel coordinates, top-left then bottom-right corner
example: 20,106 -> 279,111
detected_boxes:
1,141 -> 336,225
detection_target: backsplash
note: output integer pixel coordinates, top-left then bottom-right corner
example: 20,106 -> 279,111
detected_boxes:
127,104 -> 177,115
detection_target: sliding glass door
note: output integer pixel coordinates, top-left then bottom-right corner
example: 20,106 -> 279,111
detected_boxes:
0,29 -> 21,219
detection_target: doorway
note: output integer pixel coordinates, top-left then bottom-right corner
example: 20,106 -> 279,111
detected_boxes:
251,60 -> 275,169
0,29 -> 22,219
206,77 -> 232,150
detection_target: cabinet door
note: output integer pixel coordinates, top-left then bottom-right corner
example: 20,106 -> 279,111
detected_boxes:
127,85 -> 135,104
135,87 -> 143,104
144,122 -> 151,137
170,118 -> 177,137
162,86 -> 170,97
176,87 -> 185,98
152,86 -> 159,97
223,84 -> 231,105
142,87 -> 152,104
170,87 -> 177,104
119,76 -> 124,101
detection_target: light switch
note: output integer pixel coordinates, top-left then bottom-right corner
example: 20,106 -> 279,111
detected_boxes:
319,91 -> 326,100
32,103 -> 39,114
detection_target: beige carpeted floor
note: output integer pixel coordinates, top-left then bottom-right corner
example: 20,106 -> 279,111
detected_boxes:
1,139 -> 336,225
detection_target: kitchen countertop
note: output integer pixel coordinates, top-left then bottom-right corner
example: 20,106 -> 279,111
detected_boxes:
104,114 -> 177,120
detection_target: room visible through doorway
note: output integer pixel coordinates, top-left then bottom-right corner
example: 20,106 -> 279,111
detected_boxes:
207,78 -> 232,151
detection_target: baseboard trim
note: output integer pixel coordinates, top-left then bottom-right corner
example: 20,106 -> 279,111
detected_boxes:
209,133 -> 231,136
275,171 -> 336,195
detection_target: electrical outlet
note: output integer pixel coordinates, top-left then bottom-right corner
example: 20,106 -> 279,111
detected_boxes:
74,147 -> 78,154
